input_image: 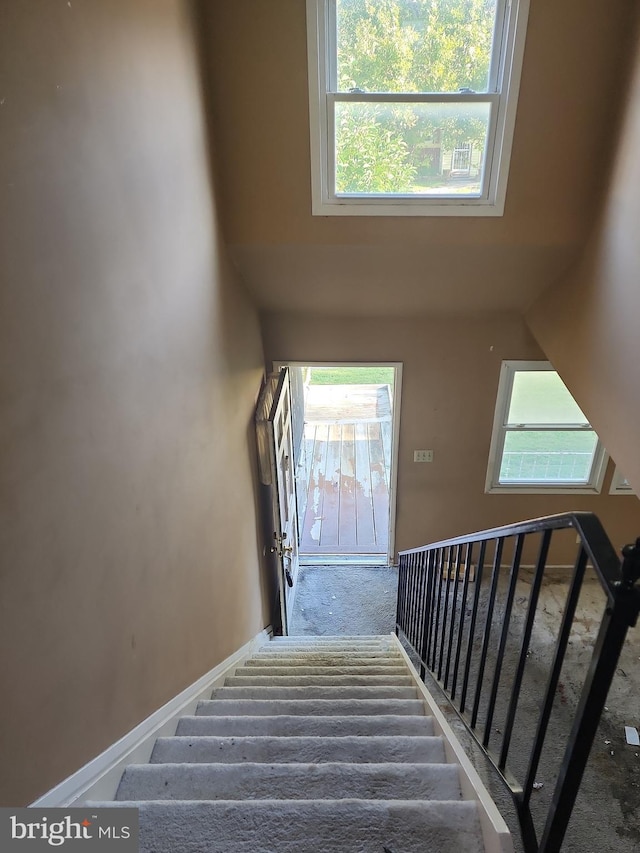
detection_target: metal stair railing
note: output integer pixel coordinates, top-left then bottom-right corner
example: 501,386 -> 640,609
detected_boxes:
395,512 -> 640,853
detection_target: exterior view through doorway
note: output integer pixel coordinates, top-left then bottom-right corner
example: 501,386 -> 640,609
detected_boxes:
280,363 -> 401,566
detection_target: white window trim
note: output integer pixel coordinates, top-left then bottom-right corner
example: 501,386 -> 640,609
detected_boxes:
485,361 -> 608,495
609,467 -> 637,496
306,0 -> 530,217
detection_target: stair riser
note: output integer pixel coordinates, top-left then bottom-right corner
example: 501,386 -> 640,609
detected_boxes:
261,647 -> 395,655
246,652 -> 404,666
264,639 -> 392,646
150,735 -> 446,765
224,675 -> 413,687
195,699 -> 426,717
175,714 -> 435,738
234,666 -> 408,676
237,658 -> 407,675
211,686 -> 417,700
254,643 -> 398,657
116,761 -> 462,802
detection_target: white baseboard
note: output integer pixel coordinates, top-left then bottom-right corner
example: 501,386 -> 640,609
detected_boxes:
31,627 -> 272,807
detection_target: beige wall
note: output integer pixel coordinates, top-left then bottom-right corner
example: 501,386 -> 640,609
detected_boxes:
262,312 -> 640,560
202,0 -> 636,317
0,1 -> 266,806
527,18 -> 640,495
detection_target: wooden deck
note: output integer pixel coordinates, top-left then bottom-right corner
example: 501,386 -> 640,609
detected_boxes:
297,385 -> 393,556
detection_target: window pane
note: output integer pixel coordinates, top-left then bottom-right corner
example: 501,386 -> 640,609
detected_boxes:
507,371 -> 589,425
335,101 -> 490,195
336,0 -> 497,94
499,431 -> 598,484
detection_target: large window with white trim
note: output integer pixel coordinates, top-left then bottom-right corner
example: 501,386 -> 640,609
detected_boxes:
306,0 -> 530,216
486,362 -> 608,494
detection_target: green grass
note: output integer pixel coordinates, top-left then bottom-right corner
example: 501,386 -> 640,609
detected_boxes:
501,429 -> 598,483
309,366 -> 395,386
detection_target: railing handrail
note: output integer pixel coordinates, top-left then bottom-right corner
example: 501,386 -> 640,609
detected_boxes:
395,511 -> 640,853
399,511 -> 624,599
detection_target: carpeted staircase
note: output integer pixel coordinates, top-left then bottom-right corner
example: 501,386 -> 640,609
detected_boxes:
109,635 -> 512,852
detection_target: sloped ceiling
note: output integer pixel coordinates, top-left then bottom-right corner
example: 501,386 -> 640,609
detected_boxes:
200,0 -> 637,317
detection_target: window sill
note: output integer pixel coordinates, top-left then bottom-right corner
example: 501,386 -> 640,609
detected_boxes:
312,197 -> 505,217
485,484 -> 604,496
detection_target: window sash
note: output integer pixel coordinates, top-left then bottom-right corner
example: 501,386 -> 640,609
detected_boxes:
326,92 -> 500,202
331,0 -> 510,96
502,424 -> 594,431
486,361 -> 607,493
496,429 -> 601,486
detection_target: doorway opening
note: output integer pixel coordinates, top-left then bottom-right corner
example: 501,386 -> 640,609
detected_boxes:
280,363 -> 401,567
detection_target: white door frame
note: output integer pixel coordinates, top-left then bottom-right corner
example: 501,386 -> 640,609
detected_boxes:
274,361 -> 402,566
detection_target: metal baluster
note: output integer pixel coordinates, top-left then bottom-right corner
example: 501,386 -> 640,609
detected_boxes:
424,549 -> 437,676
451,542 -> 474,702
418,550 -> 431,680
394,555 -> 405,636
521,546 -> 588,812
500,530 -> 552,770
430,547 -> 446,672
437,546 -> 454,680
415,551 -> 427,664
471,537 -> 504,729
460,540 -> 487,714
484,533 -> 525,747
444,544 -> 463,690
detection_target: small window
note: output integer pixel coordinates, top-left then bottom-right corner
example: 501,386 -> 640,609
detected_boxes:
306,0 -> 530,216
486,362 -> 608,494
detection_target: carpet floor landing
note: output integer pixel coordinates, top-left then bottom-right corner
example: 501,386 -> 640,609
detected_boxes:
104,636 -> 492,852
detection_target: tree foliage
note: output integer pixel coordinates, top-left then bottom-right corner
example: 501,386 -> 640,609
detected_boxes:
336,105 -> 417,193
334,0 -> 496,193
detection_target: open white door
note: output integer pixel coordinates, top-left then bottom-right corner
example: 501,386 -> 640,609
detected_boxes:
255,368 -> 300,634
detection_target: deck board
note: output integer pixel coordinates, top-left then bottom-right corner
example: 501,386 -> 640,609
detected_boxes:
300,419 -> 390,556
319,423 -> 341,549
337,423 -> 356,548
354,423 -> 376,549
300,424 -> 328,549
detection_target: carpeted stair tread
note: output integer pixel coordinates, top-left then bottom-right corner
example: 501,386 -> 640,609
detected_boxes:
211,685 -> 417,700
253,644 -> 400,651
246,651 -> 403,658
103,799 -> 486,853
236,658 -> 407,675
175,714 -> 435,737
100,636 -> 499,852
266,636 -> 393,645
150,735 -> 446,765
263,644 -> 394,652
269,634 -> 387,639
224,674 -> 413,687
116,761 -> 463,801
261,649 -> 396,656
256,640 -> 397,654
233,664 -> 408,676
195,698 -> 426,716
